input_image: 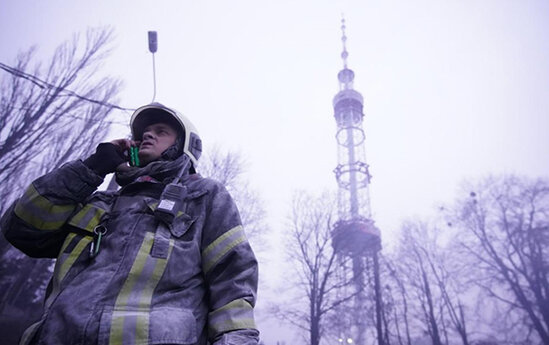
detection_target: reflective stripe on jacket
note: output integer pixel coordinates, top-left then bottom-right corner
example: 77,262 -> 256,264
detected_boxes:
2,160 -> 259,345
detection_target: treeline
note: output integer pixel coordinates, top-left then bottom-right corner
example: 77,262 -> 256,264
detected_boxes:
278,175 -> 548,345
379,175 -> 549,345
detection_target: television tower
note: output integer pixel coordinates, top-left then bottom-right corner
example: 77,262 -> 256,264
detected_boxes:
331,17 -> 383,345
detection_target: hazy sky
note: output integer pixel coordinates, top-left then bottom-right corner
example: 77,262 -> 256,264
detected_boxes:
1,1 -> 548,343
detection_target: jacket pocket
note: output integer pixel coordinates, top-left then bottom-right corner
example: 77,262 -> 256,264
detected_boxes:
149,307 -> 198,344
170,189 -> 208,238
170,213 -> 197,238
144,189 -> 205,239
99,306 -> 197,345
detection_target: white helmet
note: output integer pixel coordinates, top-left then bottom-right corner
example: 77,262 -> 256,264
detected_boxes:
130,102 -> 202,167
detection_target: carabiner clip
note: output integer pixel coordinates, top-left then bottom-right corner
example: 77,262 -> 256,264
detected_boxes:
90,225 -> 108,258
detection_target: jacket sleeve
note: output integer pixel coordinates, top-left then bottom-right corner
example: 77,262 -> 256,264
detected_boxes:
200,181 -> 260,345
1,160 -> 104,258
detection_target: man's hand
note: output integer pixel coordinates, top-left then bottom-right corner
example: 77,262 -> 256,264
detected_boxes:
109,138 -> 140,153
83,140 -> 139,177
109,139 -> 141,172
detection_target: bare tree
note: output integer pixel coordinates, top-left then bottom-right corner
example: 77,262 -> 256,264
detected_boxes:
450,175 -> 549,344
394,221 -> 446,345
0,27 -> 121,343
0,27 -> 122,215
274,191 -> 358,345
383,219 -> 476,345
383,256 -> 413,345
198,146 -> 268,250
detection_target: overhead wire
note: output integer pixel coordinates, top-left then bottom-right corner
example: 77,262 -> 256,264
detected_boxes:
5,104 -> 130,126
0,61 -> 135,113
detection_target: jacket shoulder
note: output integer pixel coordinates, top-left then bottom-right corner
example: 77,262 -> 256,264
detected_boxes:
184,174 -> 227,195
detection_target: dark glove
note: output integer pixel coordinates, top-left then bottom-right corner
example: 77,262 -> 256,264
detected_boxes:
83,143 -> 126,177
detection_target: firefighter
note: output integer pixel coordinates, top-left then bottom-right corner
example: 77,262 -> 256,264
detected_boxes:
1,102 -> 260,345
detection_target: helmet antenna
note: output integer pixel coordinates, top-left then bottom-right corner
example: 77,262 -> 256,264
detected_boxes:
148,31 -> 158,102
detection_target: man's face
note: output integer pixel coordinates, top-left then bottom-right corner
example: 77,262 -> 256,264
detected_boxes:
138,122 -> 178,165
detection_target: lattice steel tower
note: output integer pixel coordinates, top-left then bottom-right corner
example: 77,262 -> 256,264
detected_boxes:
331,18 -> 383,345
332,18 -> 380,258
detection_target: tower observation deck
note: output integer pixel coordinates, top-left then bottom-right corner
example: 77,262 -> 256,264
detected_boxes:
332,18 -> 381,256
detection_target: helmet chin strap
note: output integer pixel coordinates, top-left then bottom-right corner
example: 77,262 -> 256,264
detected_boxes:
160,145 -> 180,160
160,136 -> 184,161
161,135 -> 192,182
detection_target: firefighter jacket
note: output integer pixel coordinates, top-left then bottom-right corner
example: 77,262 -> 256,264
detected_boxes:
1,159 -> 259,345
